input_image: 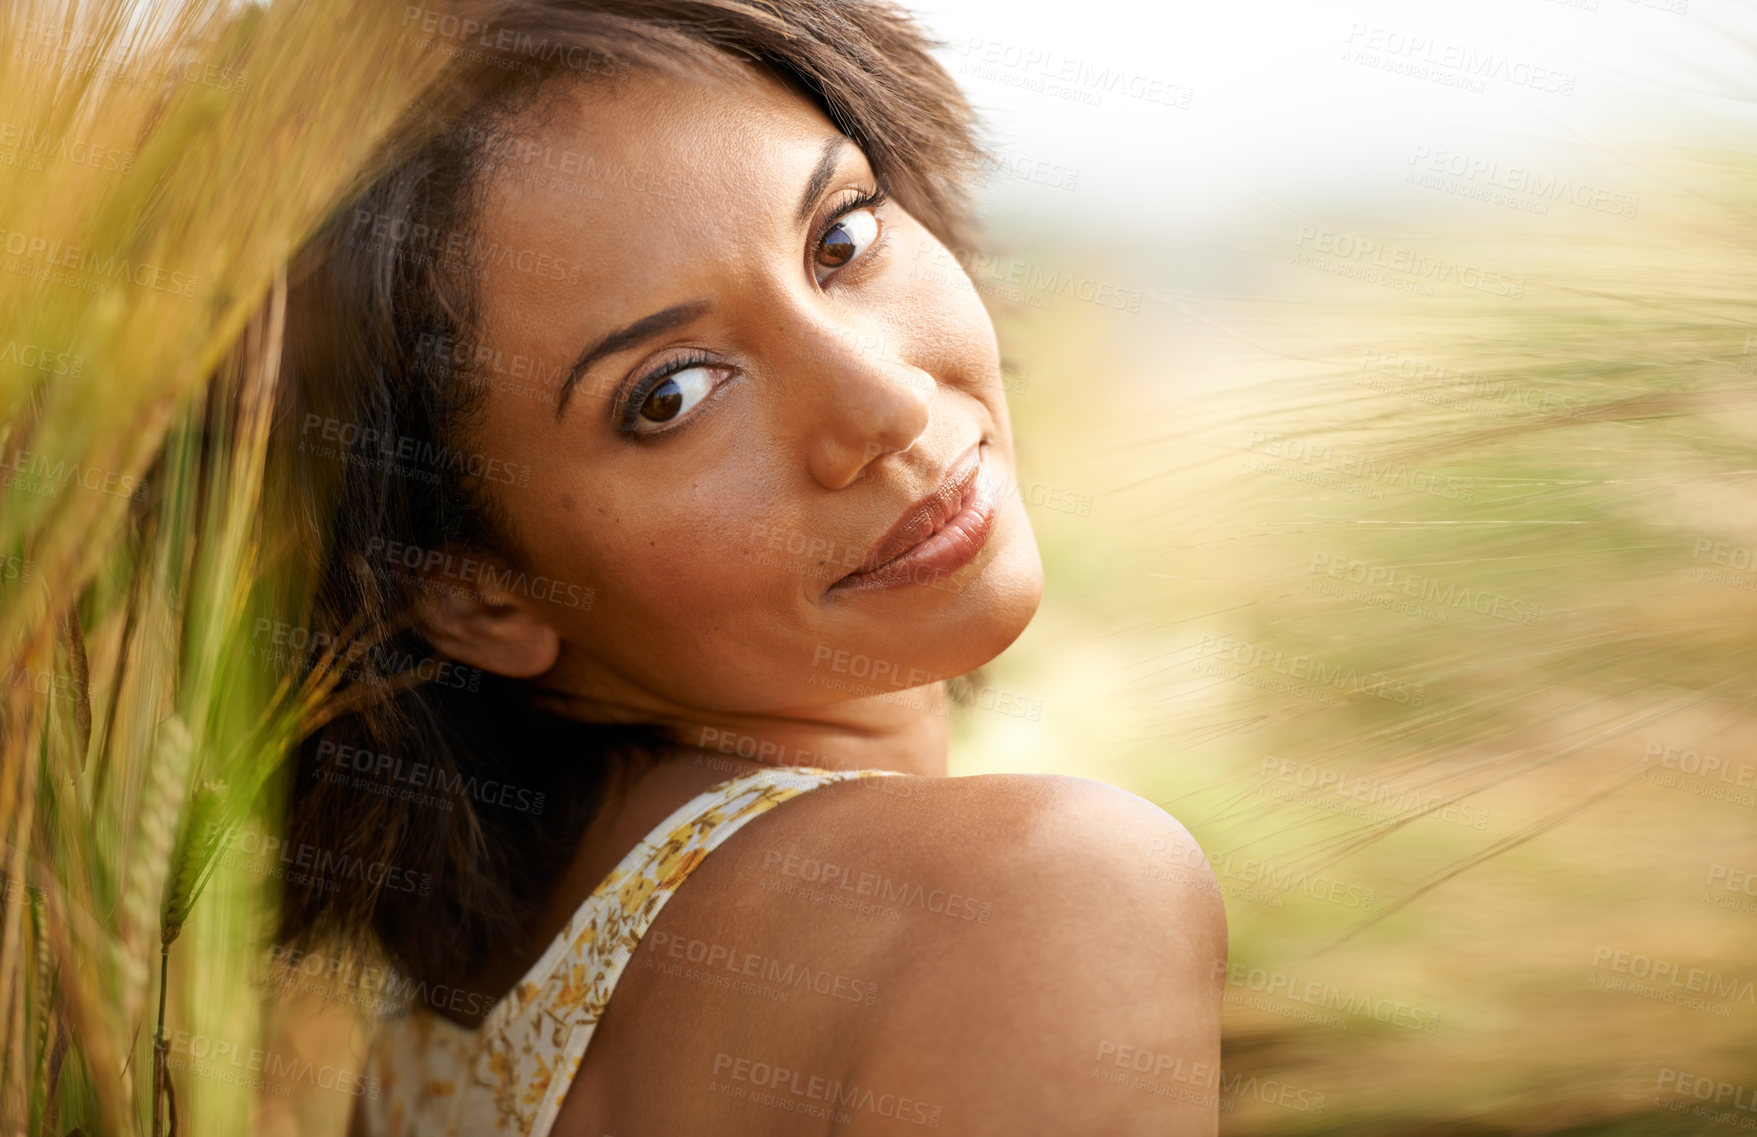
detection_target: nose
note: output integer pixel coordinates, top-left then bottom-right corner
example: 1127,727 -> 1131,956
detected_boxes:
788,321 -> 935,490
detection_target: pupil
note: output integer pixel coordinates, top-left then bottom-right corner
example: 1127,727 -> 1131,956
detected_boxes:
820,224 -> 855,267
642,378 -> 683,422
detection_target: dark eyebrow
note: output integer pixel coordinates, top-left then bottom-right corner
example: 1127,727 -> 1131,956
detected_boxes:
795,134 -> 850,228
556,299 -> 711,419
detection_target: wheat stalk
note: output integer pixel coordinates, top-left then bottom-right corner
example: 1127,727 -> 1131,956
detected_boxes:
0,0 -> 448,1130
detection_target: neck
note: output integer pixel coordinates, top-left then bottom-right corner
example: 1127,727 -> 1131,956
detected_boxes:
672,693 -> 951,776
534,681 -> 953,777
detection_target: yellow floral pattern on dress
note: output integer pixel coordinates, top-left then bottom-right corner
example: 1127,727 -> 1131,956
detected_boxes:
361,765 -> 897,1137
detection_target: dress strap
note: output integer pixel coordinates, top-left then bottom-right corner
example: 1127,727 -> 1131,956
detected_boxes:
459,764 -> 898,1137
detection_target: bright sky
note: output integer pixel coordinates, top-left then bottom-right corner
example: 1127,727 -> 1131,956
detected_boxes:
911,0 -> 1757,234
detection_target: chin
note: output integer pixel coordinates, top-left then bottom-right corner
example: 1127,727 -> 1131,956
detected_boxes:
841,493 -> 1043,684
959,495 -> 1044,660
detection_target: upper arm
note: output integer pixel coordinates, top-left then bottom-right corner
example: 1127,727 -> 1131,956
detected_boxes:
849,775 -> 1227,1137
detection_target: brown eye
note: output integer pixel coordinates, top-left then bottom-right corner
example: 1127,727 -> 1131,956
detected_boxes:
640,378 -> 683,422
631,365 -> 720,431
815,207 -> 880,277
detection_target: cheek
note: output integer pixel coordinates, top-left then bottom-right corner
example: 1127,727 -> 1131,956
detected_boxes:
887,221 -> 1003,389
891,221 -> 988,330
530,478 -> 810,653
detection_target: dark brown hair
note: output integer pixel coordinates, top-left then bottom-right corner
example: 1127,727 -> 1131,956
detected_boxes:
269,0 -> 986,991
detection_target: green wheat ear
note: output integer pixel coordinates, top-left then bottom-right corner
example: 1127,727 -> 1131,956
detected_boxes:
116,716 -> 192,1030
160,776 -> 232,949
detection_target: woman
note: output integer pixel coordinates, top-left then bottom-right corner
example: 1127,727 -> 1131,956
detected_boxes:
271,1 -> 1225,1133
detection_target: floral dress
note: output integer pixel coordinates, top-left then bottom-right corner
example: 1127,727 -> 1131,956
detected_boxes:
361,765 -> 897,1137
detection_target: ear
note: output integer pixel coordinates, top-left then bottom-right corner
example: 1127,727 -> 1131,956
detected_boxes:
411,546 -> 562,679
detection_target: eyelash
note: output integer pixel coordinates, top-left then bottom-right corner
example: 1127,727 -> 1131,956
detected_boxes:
615,186 -> 891,438
619,349 -> 723,435
811,185 -> 891,283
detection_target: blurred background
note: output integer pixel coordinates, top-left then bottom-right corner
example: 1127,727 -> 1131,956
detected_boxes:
922,0 -> 1757,1131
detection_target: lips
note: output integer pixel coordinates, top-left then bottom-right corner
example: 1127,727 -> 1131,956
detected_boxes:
831,441 -> 996,592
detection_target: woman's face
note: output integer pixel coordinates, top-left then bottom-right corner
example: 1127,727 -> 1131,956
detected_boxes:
450,62 -> 1042,722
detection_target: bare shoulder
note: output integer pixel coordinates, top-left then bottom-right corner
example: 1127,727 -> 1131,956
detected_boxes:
800,770 -> 1225,939
773,771 -> 1229,1135
571,771 -> 1227,1137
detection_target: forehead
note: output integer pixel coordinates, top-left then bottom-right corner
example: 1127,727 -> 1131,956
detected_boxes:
466,64 -> 845,333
